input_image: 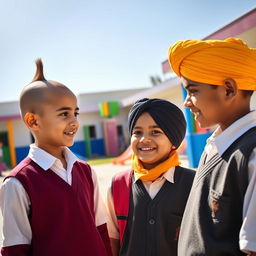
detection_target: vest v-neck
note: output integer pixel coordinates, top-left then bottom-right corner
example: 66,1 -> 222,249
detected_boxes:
31,159 -> 77,192
135,179 -> 171,202
194,153 -> 222,186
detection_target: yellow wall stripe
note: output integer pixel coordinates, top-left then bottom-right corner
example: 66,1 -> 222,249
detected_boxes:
7,120 -> 16,168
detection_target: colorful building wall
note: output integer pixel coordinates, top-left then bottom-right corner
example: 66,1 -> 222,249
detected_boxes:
0,88 -> 144,166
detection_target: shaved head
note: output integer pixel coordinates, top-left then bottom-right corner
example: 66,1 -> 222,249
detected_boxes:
19,59 -> 75,118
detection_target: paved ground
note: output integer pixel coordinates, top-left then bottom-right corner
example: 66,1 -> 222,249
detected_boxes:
93,154 -> 189,197
0,154 -> 189,246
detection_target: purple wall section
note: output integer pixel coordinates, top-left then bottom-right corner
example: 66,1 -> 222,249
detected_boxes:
204,8 -> 256,39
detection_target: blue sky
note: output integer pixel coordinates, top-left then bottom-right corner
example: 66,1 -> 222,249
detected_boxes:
0,0 -> 255,103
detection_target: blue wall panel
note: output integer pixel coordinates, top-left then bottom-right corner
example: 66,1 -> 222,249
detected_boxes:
69,141 -> 86,158
91,139 -> 105,156
15,138 -> 106,164
16,146 -> 29,164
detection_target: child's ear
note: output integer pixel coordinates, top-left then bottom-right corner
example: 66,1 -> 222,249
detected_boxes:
223,78 -> 237,98
24,112 -> 39,130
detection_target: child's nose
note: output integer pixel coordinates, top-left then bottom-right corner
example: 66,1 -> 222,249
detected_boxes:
70,116 -> 79,126
183,96 -> 192,108
140,135 -> 151,143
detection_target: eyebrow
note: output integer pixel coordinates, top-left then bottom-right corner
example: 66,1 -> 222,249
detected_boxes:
133,125 -> 160,129
184,83 -> 199,90
56,107 -> 79,112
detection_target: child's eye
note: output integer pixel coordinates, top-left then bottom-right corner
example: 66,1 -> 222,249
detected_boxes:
132,130 -> 142,136
188,89 -> 198,95
152,130 -> 162,135
59,112 -> 68,117
75,112 -> 80,117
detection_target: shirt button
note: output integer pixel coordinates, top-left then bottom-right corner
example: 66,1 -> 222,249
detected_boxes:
149,219 -> 155,225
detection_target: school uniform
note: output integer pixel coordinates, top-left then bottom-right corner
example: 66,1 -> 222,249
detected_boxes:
178,111 -> 256,256
107,165 -> 195,256
0,145 -> 110,256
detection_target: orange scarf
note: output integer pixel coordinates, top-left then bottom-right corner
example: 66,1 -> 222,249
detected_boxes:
132,150 -> 180,182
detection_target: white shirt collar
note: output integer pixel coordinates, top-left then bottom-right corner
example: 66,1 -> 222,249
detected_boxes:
162,167 -> 175,183
28,144 -> 79,171
205,111 -> 256,157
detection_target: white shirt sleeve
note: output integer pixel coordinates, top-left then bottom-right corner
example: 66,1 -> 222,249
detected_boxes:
90,168 -> 109,227
0,177 -> 32,247
239,147 -> 256,253
106,185 -> 120,239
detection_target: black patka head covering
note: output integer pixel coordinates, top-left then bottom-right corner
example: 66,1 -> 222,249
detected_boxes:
128,98 -> 186,148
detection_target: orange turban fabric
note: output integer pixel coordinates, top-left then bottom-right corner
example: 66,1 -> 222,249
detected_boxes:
168,38 -> 256,90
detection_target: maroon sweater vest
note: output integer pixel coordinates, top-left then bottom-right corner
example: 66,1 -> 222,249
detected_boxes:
5,157 -> 108,256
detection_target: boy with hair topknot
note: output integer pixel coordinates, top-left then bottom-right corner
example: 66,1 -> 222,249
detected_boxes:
168,38 -> 256,255
0,59 -> 112,256
106,98 -> 195,256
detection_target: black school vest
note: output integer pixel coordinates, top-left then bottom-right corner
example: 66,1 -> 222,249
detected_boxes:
178,127 -> 256,256
120,166 -> 195,256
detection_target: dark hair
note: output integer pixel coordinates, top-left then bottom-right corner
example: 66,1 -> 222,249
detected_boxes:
19,59 -> 73,118
31,58 -> 46,82
243,90 -> 254,96
210,84 -> 253,97
209,85 -> 217,89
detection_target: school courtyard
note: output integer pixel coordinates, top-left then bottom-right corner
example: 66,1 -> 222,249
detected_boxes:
0,8 -> 254,247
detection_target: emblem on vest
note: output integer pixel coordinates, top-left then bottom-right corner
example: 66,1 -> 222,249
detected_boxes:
211,191 -> 220,221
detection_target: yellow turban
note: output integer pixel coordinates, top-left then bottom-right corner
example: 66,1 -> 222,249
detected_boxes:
168,38 -> 256,90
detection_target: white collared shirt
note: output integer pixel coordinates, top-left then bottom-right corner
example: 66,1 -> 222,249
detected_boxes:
106,167 -> 175,239
0,145 -> 108,247
204,111 -> 256,254
28,145 -> 77,185
136,168 -> 175,200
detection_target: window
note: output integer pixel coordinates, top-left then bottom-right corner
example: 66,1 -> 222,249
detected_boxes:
117,125 -> 123,136
89,126 -> 96,139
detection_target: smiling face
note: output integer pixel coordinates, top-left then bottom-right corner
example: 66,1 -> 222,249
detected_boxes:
181,76 -> 230,129
131,112 -> 173,169
30,88 -> 80,158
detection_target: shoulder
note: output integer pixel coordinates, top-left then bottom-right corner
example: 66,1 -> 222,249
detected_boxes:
176,165 -> 195,177
174,166 -> 195,184
6,157 -> 33,180
1,176 -> 25,192
111,169 -> 133,194
73,160 -> 93,175
233,127 -> 256,151
74,159 -> 91,168
112,169 -> 133,183
225,129 -> 256,163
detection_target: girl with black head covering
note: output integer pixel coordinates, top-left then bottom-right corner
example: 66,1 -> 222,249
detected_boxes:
107,98 -> 195,256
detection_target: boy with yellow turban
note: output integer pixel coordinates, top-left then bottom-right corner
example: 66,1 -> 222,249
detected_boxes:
168,38 -> 256,256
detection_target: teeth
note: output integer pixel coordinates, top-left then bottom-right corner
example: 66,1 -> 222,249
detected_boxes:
140,147 -> 154,151
65,131 -> 75,135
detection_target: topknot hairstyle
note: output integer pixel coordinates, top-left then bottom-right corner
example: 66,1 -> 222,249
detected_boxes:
19,58 -> 74,118
31,58 -> 47,82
